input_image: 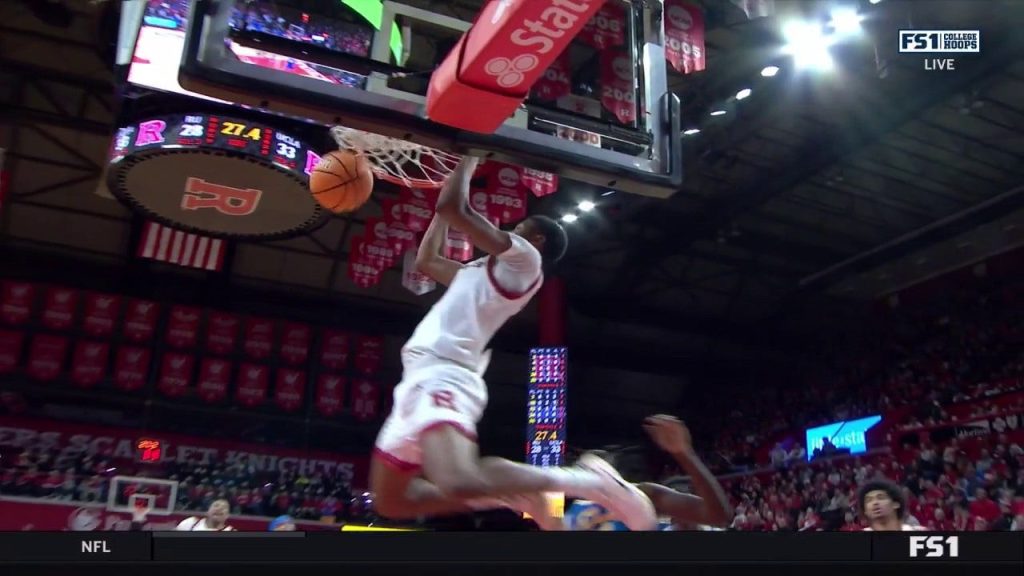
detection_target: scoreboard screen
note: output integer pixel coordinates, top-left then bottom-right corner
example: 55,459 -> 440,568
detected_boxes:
526,347 -> 567,467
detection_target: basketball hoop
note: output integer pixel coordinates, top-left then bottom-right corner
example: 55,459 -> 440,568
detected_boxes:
330,127 -> 461,189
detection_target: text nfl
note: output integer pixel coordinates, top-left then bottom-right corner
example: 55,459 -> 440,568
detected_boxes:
909,535 -> 959,558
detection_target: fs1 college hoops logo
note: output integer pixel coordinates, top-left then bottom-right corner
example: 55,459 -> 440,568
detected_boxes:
909,535 -> 959,558
898,29 -> 979,72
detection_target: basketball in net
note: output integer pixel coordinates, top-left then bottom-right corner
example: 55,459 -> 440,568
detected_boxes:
309,150 -> 374,213
330,126 -> 461,190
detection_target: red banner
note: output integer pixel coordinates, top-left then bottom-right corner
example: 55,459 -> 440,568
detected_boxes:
444,228 -> 474,262
398,188 -> 435,233
353,335 -> 384,375
41,286 -> 78,331
165,305 -> 201,349
26,334 -> 67,381
401,250 -> 436,296
532,52 -> 572,101
275,368 -> 306,412
382,198 -> 417,255
520,167 -> 559,198
81,293 -> 120,337
243,318 -> 275,360
157,352 -> 193,397
319,329 -> 349,370
205,311 -> 240,355
196,358 -> 231,404
0,416 -> 367,487
351,378 -> 379,421
315,373 -> 346,417
0,281 -> 34,326
578,2 -> 627,50
600,48 -> 637,124
348,237 -> 382,289
363,218 -> 398,269
0,329 -> 24,374
236,363 -> 269,407
70,341 -> 109,389
280,322 -> 311,366
113,347 -> 151,392
476,162 -> 528,224
123,299 -> 159,342
664,0 -> 706,74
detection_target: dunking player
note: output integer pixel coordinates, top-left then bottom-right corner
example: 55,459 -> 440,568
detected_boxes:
565,415 -> 732,531
858,478 -> 925,531
371,156 -> 658,530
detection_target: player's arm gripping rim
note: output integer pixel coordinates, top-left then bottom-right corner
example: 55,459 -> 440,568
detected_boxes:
414,211 -> 463,286
435,156 -> 514,257
637,415 -> 733,528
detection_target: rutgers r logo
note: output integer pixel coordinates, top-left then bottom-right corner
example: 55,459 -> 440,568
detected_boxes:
181,177 -> 262,216
909,535 -> 959,558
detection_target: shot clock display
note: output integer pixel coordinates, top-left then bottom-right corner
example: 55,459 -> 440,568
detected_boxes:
526,347 -> 567,467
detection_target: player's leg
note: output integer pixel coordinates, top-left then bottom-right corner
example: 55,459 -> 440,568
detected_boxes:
369,453 -> 475,520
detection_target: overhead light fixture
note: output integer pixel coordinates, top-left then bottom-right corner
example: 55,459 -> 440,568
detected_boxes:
829,8 -> 863,36
682,128 -> 701,135
782,21 -> 835,71
578,200 -> 596,212
601,190 -> 616,197
710,110 -> 727,116
735,88 -> 752,100
869,0 -> 882,4
761,65 -> 780,77
561,214 -> 579,223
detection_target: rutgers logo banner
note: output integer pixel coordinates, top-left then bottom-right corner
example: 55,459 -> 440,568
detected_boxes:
41,286 -> 78,331
70,341 -> 109,389
315,373 -> 346,417
664,0 -> 706,74
1,281 -> 34,326
274,368 -> 306,412
113,347 -> 151,392
347,237 -> 382,289
166,305 -> 201,349
236,363 -> 269,407
353,335 -> 383,375
578,2 -> 626,50
398,188 -> 436,233
520,167 -> 559,198
351,378 -> 379,421
123,299 -> 159,342
381,198 -> 417,255
205,311 -> 240,355
82,293 -> 120,337
532,52 -> 572,102
197,358 -> 231,404
475,162 -> 527,224
600,48 -> 638,124
363,218 -> 397,270
158,352 -> 193,398
0,330 -> 24,374
243,317 -> 275,360
280,322 -> 311,366
26,334 -> 67,381
319,329 -> 349,370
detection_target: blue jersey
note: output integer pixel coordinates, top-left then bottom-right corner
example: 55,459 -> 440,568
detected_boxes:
564,500 -> 674,531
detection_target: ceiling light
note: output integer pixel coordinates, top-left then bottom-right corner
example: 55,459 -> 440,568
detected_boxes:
735,88 -> 752,100
782,21 -> 835,71
829,8 -> 863,36
761,65 -> 780,77
578,200 -> 596,212
561,214 -> 578,223
869,0 -> 882,4
601,190 -> 616,197
682,128 -> 701,135
710,110 -> 727,116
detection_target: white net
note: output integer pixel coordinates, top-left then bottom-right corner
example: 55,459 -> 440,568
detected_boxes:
330,126 -> 462,189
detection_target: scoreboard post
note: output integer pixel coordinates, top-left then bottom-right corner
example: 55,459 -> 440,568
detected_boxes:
526,347 -> 568,519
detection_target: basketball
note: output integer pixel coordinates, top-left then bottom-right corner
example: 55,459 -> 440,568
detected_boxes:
309,150 -> 374,213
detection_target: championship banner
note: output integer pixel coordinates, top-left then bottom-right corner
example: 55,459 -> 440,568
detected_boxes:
363,218 -> 398,269
475,161 -> 528,224
315,373 -> 346,417
81,292 -> 120,337
26,334 -> 68,381
196,358 -> 231,404
123,299 -> 159,342
113,347 -> 151,392
0,329 -> 23,374
165,305 -> 201,349
280,322 -> 311,365
347,237 -> 383,289
444,228 -> 474,262
40,286 -> 78,331
351,378 -> 379,421
243,317 -> 275,360
381,198 -> 417,255
319,329 -> 350,370
526,347 -> 568,519
398,188 -> 435,232
0,281 -> 34,326
69,341 -> 110,389
236,363 -> 269,407
401,250 -> 436,296
274,368 -> 306,412
599,48 -> 638,124
205,311 -> 240,355
578,2 -> 626,50
664,0 -> 706,75
520,167 -> 559,198
157,352 -> 193,398
353,335 -> 384,375
532,52 -> 572,102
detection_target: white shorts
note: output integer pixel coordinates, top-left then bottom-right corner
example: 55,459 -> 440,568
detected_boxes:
373,351 -> 488,471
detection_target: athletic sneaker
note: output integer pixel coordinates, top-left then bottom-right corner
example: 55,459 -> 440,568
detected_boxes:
576,452 -> 658,531
465,493 -> 561,531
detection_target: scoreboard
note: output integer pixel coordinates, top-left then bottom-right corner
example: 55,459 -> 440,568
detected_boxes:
526,347 -> 567,467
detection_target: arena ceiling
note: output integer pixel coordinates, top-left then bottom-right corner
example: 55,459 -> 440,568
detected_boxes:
2,0 -> 1024,384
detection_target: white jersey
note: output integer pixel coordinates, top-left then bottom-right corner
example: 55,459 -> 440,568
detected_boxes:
402,234 -> 543,369
175,517 -> 236,531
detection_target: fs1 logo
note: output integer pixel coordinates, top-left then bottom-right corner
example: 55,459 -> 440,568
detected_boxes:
909,535 -> 959,558
899,30 -> 980,53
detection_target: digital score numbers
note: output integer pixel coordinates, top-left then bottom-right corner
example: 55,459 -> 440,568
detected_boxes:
526,347 -> 567,468
112,114 -> 321,180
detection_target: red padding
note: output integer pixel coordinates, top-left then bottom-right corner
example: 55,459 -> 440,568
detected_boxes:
427,0 -> 607,134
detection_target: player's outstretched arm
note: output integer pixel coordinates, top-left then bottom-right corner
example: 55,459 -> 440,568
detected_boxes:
435,156 -> 513,257
639,415 -> 732,528
415,212 -> 462,286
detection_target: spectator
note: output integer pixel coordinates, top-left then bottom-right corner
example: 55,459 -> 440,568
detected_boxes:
176,499 -> 236,531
